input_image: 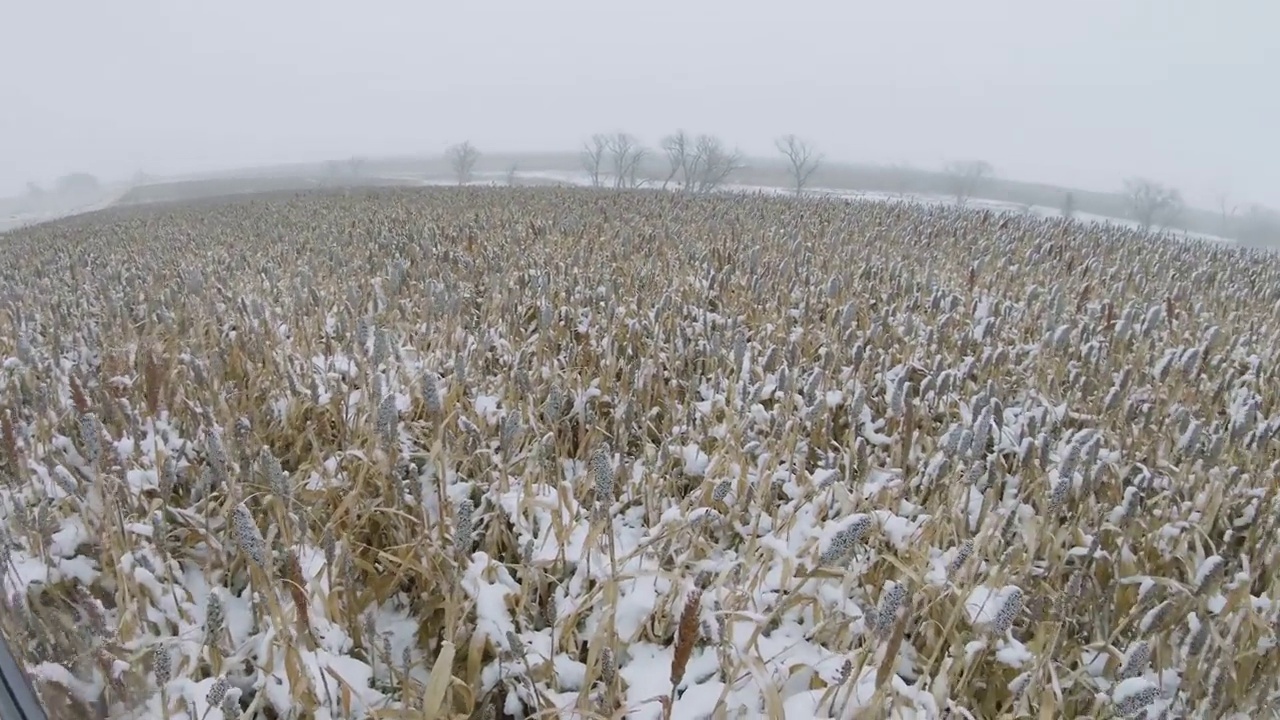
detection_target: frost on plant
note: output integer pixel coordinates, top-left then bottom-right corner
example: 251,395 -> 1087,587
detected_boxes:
0,187 -> 1273,719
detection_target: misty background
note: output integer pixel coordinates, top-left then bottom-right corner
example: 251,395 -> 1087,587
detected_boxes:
1,1 -> 1276,231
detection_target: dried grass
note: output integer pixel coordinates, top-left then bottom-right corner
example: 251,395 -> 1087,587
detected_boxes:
0,187 -> 1276,718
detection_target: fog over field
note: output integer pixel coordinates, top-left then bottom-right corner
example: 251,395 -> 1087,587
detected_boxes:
4,5 -> 1280,720
1,1 -> 1276,212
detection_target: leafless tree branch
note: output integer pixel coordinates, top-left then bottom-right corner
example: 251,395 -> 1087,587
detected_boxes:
447,141 -> 481,185
1124,177 -> 1184,231
581,134 -> 609,188
776,135 -> 822,196
943,160 -> 994,206
688,135 -> 742,194
606,133 -> 647,190
661,131 -> 692,191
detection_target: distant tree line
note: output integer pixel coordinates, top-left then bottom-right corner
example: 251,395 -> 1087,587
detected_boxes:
12,172 -> 102,214
433,135 -> 1276,245
443,133 -> 829,197
24,172 -> 100,200
435,136 -> 1277,244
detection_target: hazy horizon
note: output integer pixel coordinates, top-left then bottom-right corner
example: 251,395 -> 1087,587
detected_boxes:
2,1 -> 1275,210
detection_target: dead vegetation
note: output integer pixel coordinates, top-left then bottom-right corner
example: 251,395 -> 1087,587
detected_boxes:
0,187 -> 1277,718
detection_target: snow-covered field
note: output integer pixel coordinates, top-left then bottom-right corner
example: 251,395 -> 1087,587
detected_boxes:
491,168 -> 1232,244
0,189 -> 128,233
0,187 -> 1273,718
1,167 -> 1229,245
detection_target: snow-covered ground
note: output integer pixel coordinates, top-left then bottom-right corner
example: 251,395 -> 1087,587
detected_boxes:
0,189 -> 1269,718
0,190 -> 128,233
495,169 -> 1233,244
0,168 -> 1231,246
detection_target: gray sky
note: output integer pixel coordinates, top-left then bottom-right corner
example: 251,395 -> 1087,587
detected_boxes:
2,1 -> 1275,209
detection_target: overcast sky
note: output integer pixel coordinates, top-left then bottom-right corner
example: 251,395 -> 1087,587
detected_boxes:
1,1 -> 1275,209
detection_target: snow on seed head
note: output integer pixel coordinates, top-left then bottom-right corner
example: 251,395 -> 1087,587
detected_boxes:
453,351 -> 468,381
874,582 -> 908,637
890,382 -> 909,417
150,509 -> 166,543
819,515 -> 872,565
206,676 -> 230,707
1185,616 -> 1210,658
1112,679 -> 1158,717
805,368 -> 824,400
220,691 -> 241,718
941,425 -> 963,456
206,429 -> 229,485
500,413 -> 522,455
235,415 -> 252,444
455,498 -> 475,553
205,593 -> 224,639
990,587 -> 1023,635
1058,441 -> 1081,479
1180,346 -> 1201,378
591,443 -> 613,505
924,454 -> 951,486
854,438 -> 868,476
78,412 -> 100,466
600,646 -> 616,683
355,316 -> 371,351
1204,432 -> 1226,463
919,374 -> 935,398
936,370 -> 953,398
230,502 -> 268,568
947,539 -> 973,576
1036,433 -> 1052,470
1103,387 -> 1122,413
377,393 -> 399,450
1118,640 -> 1150,679
971,405 -> 992,452
1137,600 -> 1173,635
423,373 -> 443,417
52,465 -> 79,498
544,386 -> 564,426
259,448 -> 288,499
1175,419 -> 1202,457
712,479 -> 733,502
373,328 -> 390,367
964,459 -> 988,489
1193,555 -> 1225,596
152,643 -> 171,685
848,387 -> 866,426
1048,474 -> 1071,515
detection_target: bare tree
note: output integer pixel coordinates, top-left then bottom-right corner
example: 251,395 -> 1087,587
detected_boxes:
657,132 -> 742,194
606,133 -> 647,189
446,141 -> 481,185
943,160 -> 994,206
581,134 -> 609,188
23,181 -> 45,212
1062,191 -> 1076,219
1216,192 -> 1237,237
1237,204 -> 1280,247
776,135 -> 822,196
688,135 -> 743,194
661,130 -> 693,190
55,172 -> 100,196
1124,177 -> 1184,230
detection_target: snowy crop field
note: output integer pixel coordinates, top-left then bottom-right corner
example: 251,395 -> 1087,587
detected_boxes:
0,186 -> 1277,719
